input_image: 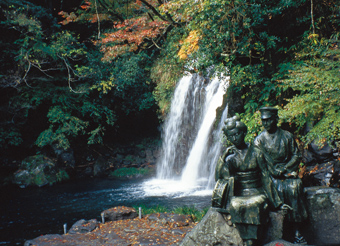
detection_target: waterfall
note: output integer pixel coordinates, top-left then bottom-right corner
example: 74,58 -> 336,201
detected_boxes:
179,75 -> 228,188
143,72 -> 229,196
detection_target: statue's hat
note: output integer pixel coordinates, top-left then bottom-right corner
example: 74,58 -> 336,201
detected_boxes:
260,107 -> 278,119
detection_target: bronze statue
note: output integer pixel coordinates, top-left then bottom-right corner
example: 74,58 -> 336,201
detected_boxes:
213,115 -> 284,246
254,107 -> 308,243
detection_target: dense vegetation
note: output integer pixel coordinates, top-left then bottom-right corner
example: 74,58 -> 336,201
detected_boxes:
1,0 -> 339,166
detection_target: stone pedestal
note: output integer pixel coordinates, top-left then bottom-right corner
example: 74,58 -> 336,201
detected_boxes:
302,186 -> 340,245
180,207 -> 243,246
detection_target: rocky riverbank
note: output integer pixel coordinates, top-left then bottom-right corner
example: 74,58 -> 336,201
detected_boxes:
24,206 -> 197,246
5,138 -> 161,188
25,186 -> 340,246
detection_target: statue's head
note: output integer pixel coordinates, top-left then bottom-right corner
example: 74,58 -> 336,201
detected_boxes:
223,115 -> 247,148
260,107 -> 278,132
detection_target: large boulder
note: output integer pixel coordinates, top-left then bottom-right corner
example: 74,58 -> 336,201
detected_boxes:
101,206 -> 138,222
93,156 -> 108,177
303,141 -> 337,165
180,207 -> 243,246
68,219 -> 99,234
52,144 -> 75,168
302,186 -> 340,245
12,155 -> 65,188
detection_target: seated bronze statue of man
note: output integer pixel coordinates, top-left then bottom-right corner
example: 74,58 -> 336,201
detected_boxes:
213,115 -> 287,246
254,107 -> 308,244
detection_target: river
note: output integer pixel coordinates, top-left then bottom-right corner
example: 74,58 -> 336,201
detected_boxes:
0,178 -> 211,245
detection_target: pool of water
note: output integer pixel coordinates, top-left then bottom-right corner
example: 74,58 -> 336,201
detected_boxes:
0,178 -> 212,245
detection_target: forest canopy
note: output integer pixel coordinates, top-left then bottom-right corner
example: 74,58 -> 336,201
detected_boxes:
0,0 -> 339,158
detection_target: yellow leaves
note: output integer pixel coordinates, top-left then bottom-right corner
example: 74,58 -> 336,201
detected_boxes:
91,78 -> 115,93
308,33 -> 319,45
178,30 -> 201,60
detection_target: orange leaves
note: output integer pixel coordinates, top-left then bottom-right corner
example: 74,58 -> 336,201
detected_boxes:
96,16 -> 169,61
178,30 -> 200,60
80,1 -> 91,10
136,0 -> 142,6
58,11 -> 78,25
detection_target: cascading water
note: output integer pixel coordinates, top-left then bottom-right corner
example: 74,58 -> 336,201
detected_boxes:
143,72 -> 229,196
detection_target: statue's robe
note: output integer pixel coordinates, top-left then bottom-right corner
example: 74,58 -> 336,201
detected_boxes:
215,143 -> 282,240
254,128 -> 308,222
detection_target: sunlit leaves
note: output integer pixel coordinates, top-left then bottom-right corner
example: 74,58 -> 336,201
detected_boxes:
178,30 -> 201,60
97,17 -> 169,61
278,33 -> 340,147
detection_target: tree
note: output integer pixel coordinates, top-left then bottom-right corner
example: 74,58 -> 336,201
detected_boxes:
0,0 -> 115,150
278,33 -> 340,147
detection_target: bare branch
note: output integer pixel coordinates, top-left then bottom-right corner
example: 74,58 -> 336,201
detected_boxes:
311,0 -> 315,34
140,0 -> 167,22
94,0 -> 101,39
58,55 -> 83,94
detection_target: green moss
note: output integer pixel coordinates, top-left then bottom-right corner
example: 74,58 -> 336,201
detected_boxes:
132,204 -> 209,222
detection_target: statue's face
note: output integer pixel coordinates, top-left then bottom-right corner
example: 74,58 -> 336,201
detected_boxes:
226,128 -> 245,147
261,117 -> 277,132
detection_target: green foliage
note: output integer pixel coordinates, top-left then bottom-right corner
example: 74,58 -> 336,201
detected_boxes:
277,33 -> 340,147
56,169 -> 70,182
172,206 -> 209,222
150,28 -> 186,116
109,167 -> 152,178
0,128 -> 23,149
133,204 -> 169,214
132,204 -> 209,222
1,0 -> 340,156
0,0 -> 117,151
109,52 -> 156,113
203,0 -> 340,150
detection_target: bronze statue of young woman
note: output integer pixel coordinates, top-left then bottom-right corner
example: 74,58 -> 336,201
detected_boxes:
214,115 -> 285,246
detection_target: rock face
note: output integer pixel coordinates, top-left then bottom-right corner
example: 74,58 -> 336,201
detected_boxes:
101,206 -> 138,222
263,210 -> 285,243
302,186 -> 340,245
68,219 -> 99,234
180,207 -> 243,246
24,211 -> 196,246
181,187 -> 340,246
93,156 -> 108,177
12,155 -> 63,188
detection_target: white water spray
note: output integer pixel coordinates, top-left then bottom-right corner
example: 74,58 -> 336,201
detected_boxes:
143,73 -> 229,196
180,76 -> 227,188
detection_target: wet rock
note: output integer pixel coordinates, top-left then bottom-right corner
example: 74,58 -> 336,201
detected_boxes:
68,219 -> 99,234
302,161 -> 340,187
303,141 -> 336,165
84,166 -> 92,176
93,156 -> 108,177
153,148 -> 160,159
102,206 -> 138,222
13,170 -> 31,188
145,149 -> 154,163
180,207 -> 243,246
13,155 -> 60,188
52,144 -> 75,168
